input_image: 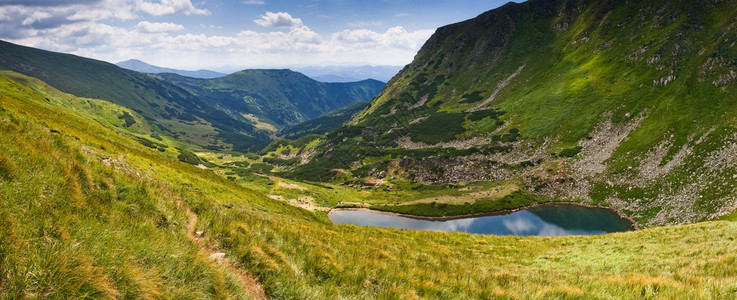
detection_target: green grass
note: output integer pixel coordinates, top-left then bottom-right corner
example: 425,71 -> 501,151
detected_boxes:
280,101 -> 370,139
0,70 -> 153,136
2,70 -> 737,298
406,112 -> 467,144
0,74 -> 258,298
372,190 -> 551,217
292,0 -> 737,227
0,40 -> 263,152
0,41 -> 384,153
160,70 -> 383,129
558,146 -> 583,158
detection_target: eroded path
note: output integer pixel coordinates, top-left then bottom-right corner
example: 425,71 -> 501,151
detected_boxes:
186,210 -> 267,300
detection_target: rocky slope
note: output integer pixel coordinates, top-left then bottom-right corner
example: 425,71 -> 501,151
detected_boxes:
295,0 -> 737,226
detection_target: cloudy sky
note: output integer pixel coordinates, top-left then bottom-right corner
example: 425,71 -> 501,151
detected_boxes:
0,0 -> 516,71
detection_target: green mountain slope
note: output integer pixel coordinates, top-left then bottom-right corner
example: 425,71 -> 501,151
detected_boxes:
0,40 -> 384,152
294,0 -> 737,227
2,67 -> 737,299
0,70 -> 152,136
279,101 -> 369,139
0,40 -> 269,152
158,71 -> 384,129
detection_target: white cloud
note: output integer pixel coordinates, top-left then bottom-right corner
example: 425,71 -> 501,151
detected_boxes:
21,11 -> 51,26
4,6 -> 434,70
0,0 -> 133,32
135,0 -> 210,16
241,0 -> 264,4
502,217 -> 536,234
67,0 -> 137,21
332,26 -> 434,50
383,26 -> 433,49
253,11 -> 302,28
137,21 -> 184,33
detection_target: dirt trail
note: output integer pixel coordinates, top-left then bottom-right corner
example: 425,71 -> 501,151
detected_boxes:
470,64 -> 525,111
186,210 -> 267,300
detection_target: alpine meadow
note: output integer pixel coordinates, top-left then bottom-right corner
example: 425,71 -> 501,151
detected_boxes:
2,0 -> 737,299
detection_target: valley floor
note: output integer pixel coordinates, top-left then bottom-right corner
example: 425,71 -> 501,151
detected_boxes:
2,72 -> 737,299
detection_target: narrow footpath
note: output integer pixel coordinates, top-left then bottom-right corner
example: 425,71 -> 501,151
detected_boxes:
186,210 -> 267,299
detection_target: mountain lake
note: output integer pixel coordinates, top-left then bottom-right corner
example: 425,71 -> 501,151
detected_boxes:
329,204 -> 635,236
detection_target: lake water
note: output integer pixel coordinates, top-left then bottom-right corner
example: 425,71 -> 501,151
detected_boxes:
329,204 -> 634,236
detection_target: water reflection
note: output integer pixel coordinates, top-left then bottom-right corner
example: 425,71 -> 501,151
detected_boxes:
329,204 -> 632,236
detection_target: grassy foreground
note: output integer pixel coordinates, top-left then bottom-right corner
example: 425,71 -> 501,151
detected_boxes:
2,72 -> 737,299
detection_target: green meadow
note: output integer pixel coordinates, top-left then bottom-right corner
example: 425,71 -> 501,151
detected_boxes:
2,67 -> 737,298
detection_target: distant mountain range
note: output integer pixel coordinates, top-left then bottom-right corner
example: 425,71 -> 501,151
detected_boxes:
292,65 -> 404,82
117,59 -> 403,83
116,59 -> 226,79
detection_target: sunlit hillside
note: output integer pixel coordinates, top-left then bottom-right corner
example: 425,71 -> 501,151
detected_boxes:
294,0 -> 737,228
3,0 -> 737,298
2,69 -> 737,298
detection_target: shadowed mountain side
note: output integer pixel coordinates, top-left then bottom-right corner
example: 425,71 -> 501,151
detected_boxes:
280,101 -> 369,139
158,70 -> 384,128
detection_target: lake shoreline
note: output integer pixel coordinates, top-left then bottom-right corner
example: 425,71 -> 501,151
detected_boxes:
329,202 -> 639,231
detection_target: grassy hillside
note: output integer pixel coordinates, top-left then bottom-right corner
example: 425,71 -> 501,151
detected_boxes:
0,41 -> 383,153
2,71 -> 737,298
292,0 -> 737,227
159,71 -> 383,130
0,40 -> 272,152
280,101 -> 369,139
0,70 -> 152,136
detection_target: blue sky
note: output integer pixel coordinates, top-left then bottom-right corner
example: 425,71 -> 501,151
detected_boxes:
0,0 -> 518,70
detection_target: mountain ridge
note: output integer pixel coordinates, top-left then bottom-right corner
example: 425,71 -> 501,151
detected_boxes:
3,1 -> 737,298
0,39 -> 269,151
116,59 -> 226,79
292,65 -> 403,82
157,70 -> 384,129
292,0 -> 737,227
0,40 -> 383,152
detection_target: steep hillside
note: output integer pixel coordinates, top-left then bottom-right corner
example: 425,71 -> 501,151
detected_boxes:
0,41 -> 383,152
294,0 -> 737,226
2,69 -> 737,299
0,40 -> 269,152
158,71 -> 384,129
279,101 -> 369,139
0,70 -> 152,137
117,59 -> 226,79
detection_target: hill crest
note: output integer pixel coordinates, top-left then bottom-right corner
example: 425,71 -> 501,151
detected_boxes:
116,59 -> 226,79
